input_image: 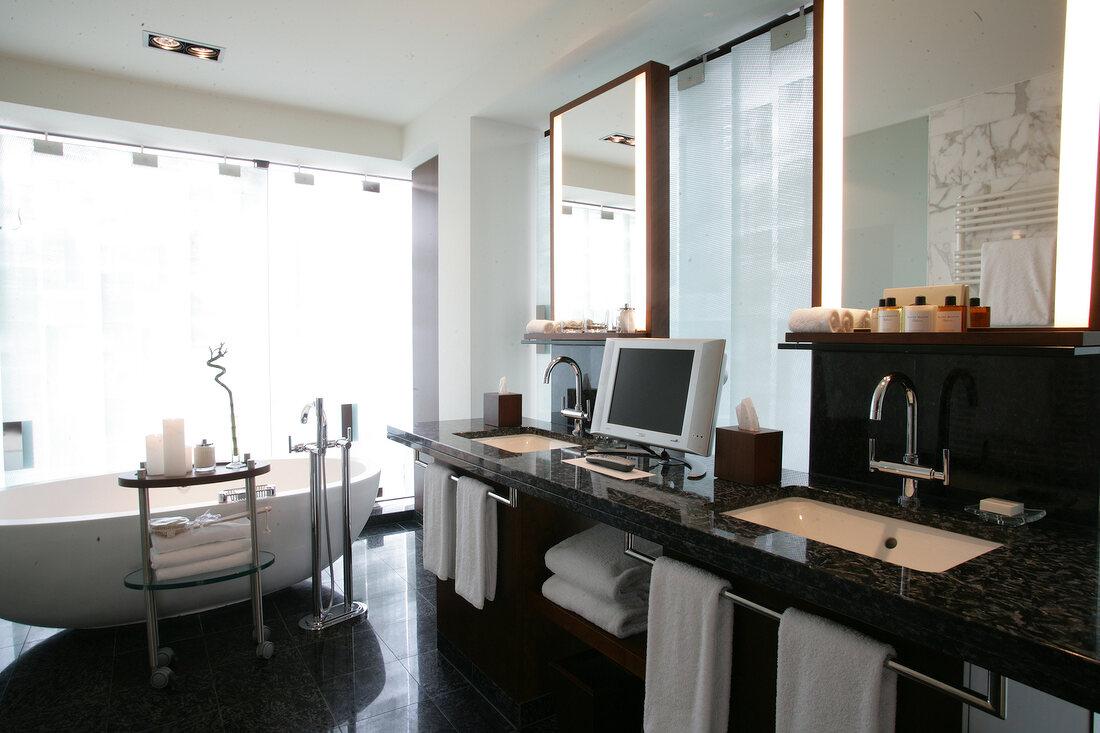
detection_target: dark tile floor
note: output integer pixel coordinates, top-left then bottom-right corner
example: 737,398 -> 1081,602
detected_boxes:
0,519 -> 550,732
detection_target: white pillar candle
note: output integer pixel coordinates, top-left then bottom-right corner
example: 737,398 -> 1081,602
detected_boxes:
162,418 -> 187,476
145,434 -> 164,475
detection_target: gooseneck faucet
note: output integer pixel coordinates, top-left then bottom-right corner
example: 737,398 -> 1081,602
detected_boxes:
543,356 -> 589,437
868,372 -> 949,508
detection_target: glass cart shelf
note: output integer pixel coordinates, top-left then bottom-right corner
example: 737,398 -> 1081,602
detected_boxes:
124,551 -> 274,591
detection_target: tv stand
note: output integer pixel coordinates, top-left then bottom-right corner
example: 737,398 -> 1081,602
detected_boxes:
586,442 -> 707,480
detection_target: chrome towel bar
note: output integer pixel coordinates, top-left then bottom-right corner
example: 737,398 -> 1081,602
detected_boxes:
624,532 -> 1006,719
413,455 -> 517,508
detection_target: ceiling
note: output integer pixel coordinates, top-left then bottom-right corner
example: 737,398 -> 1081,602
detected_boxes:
0,0 -> 795,137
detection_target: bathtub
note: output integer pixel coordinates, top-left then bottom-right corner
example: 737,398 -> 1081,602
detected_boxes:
0,457 -> 380,629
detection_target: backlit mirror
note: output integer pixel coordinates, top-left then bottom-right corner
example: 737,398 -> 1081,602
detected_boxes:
816,0 -> 1099,328
551,61 -> 669,336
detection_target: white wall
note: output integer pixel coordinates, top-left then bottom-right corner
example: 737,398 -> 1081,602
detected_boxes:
469,118 -> 540,417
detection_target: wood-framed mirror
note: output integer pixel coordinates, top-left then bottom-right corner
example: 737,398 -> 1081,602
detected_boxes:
550,60 -> 670,337
811,0 -> 1100,332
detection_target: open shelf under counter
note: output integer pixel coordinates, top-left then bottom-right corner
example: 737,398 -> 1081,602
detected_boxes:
781,329 -> 1100,357
522,331 -> 653,344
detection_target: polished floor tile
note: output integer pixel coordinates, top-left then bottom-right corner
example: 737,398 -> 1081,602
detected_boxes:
0,519 -> 547,732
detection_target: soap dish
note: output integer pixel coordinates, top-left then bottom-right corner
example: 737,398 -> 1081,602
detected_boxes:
964,504 -> 1046,527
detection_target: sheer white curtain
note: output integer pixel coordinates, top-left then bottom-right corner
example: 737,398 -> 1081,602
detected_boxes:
0,134 -> 411,495
670,18 -> 814,470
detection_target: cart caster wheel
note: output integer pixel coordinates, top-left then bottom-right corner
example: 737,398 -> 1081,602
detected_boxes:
256,640 -> 275,659
156,647 -> 176,667
252,625 -> 270,642
150,667 -> 174,689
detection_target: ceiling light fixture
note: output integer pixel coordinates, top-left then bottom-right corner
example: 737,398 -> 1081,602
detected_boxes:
144,31 -> 223,62
601,133 -> 636,147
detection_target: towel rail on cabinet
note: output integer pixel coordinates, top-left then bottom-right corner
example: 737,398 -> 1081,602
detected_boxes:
413,454 -> 517,508
624,532 -> 1007,719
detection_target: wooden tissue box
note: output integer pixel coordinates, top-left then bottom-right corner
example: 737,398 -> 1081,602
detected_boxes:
714,426 -> 782,485
484,392 -> 522,428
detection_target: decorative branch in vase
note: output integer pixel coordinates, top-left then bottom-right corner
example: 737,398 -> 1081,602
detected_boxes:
207,343 -> 244,469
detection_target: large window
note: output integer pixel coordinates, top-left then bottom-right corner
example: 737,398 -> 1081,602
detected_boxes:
0,133 -> 412,496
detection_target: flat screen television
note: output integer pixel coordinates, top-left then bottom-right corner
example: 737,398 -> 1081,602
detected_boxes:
590,338 -> 726,459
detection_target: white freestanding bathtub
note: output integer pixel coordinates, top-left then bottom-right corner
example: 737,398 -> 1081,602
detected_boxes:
0,457 -> 380,629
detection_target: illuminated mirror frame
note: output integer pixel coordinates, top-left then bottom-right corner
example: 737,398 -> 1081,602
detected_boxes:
550,60 -> 670,337
813,0 -> 1100,328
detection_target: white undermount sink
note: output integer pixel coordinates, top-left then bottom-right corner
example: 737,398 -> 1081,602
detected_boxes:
723,497 -> 1002,573
472,434 -> 579,453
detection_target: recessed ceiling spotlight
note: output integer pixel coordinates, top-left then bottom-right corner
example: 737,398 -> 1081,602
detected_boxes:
144,31 -> 223,62
601,133 -> 636,147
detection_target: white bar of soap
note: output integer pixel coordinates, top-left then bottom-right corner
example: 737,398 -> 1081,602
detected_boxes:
979,497 -> 1024,517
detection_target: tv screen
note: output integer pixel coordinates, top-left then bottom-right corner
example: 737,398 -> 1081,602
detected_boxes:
606,349 -> 695,435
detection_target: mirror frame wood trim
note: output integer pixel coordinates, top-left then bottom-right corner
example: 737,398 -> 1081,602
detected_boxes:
550,60 -> 670,337
810,0 -> 1100,330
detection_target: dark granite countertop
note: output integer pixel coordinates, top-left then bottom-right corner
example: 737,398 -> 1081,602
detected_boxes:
387,418 -> 1100,712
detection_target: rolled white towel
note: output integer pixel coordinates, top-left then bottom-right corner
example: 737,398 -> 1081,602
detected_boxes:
847,308 -> 871,330
542,574 -> 649,639
153,549 -> 254,581
788,307 -> 841,333
150,538 -> 253,569
544,524 -> 652,604
839,309 -> 854,333
150,518 -> 251,554
525,319 -> 560,333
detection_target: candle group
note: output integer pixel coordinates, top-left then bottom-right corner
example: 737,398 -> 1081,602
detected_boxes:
146,418 -> 192,476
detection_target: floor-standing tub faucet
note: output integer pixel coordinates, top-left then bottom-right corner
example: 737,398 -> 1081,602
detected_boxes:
868,372 -> 949,508
289,397 -> 365,631
544,356 -> 589,437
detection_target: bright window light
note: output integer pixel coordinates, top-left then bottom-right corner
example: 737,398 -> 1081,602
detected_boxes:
820,0 -> 844,307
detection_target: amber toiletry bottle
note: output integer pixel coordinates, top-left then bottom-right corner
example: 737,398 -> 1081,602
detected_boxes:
870,299 -> 884,333
935,295 -> 965,332
969,297 -> 990,328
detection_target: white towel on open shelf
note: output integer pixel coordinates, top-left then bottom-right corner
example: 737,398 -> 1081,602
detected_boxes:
544,524 -> 652,603
150,538 -> 253,569
153,549 -> 253,581
149,518 -> 251,554
776,607 -> 897,733
454,476 -> 498,609
541,573 -> 649,638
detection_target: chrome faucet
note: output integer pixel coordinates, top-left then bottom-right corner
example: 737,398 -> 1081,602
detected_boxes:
543,356 -> 589,437
868,372 -> 949,508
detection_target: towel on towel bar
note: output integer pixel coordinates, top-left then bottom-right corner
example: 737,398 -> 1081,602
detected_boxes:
544,524 -> 653,604
980,237 -> 1055,326
154,549 -> 254,581
643,556 -> 734,733
454,476 -> 498,609
541,574 -> 649,638
776,607 -> 897,733
423,463 -> 457,580
150,538 -> 253,569
149,518 -> 251,554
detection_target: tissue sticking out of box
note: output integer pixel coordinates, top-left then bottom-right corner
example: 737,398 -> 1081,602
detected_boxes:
499,377 -> 508,394
736,397 -> 760,432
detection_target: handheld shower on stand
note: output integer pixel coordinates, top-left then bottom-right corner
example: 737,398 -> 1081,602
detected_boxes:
289,397 -> 366,631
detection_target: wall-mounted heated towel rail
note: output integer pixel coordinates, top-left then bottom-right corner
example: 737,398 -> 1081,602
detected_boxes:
413,453 -> 518,508
624,532 -> 1007,718
952,183 -> 1058,289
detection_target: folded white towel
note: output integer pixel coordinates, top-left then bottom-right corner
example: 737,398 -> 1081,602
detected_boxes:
541,574 -> 649,638
776,608 -> 897,733
643,556 -> 734,733
788,307 -> 842,333
525,319 -> 560,333
544,524 -> 652,604
980,237 -> 1055,326
422,463 -> 457,581
847,308 -> 871,330
150,538 -> 253,569
149,518 -> 251,554
154,549 -> 254,581
454,476 -> 498,609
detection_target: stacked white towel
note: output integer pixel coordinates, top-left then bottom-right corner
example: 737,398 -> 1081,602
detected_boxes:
775,607 -> 897,733
148,519 -> 254,581
454,476 -> 498,610
788,307 -> 870,333
644,556 -> 734,733
541,524 -> 653,638
423,463 -> 457,580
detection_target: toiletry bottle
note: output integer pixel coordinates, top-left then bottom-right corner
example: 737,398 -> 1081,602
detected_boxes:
870,299 -> 884,333
935,295 -> 965,333
969,297 -> 990,328
904,295 -> 935,332
878,297 -> 902,333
